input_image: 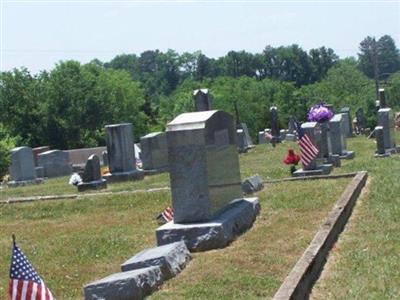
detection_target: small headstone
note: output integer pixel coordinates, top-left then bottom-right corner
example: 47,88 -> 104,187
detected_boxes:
35,166 -> 44,179
237,129 -> 248,153
140,132 -> 168,174
8,147 -> 44,186
37,150 -> 72,178
377,108 -> 396,150
280,129 -> 287,141
241,175 -> 264,194
193,89 -> 211,112
288,117 -> 296,134
84,267 -> 162,300
121,241 -> 191,280
77,155 -> 107,192
102,150 -> 108,166
355,108 -> 365,134
258,131 -> 267,144
328,114 -> 355,159
374,126 -> 387,156
103,123 -> 143,182
340,107 -> 353,137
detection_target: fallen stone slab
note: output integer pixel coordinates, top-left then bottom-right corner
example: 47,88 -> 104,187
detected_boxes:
241,175 -> 264,194
121,241 -> 191,280
156,198 -> 260,252
84,266 -> 163,300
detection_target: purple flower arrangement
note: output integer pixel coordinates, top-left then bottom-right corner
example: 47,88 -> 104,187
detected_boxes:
307,103 -> 334,123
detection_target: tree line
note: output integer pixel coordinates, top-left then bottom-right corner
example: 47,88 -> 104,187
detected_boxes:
0,34 -> 399,176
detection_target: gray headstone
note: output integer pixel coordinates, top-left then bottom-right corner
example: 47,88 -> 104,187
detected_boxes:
258,131 -> 267,144
193,89 -> 211,112
140,132 -> 168,171
102,150 -> 108,166
10,147 -> 36,182
329,114 -> 346,155
237,123 -> 254,148
241,175 -> 264,194
288,117 -> 296,134
84,267 -> 162,300
81,154 -> 102,182
355,108 -> 365,132
37,150 -> 72,178
121,241 -> 191,280
166,110 -> 242,223
377,108 -> 396,149
340,107 -> 353,137
375,126 -> 386,155
105,123 -> 136,174
236,129 -> 248,153
318,122 -> 331,159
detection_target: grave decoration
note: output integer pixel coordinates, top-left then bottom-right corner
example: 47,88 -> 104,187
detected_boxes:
283,149 -> 300,174
307,103 -> 334,123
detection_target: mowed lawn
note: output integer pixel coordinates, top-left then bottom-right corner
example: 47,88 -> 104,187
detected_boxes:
0,135 -> 398,299
311,135 -> 400,300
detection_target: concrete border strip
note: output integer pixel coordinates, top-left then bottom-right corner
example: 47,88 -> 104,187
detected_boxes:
273,171 -> 368,300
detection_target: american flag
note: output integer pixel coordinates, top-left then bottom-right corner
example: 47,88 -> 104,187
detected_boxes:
156,206 -> 174,224
9,239 -> 54,300
296,123 -> 319,167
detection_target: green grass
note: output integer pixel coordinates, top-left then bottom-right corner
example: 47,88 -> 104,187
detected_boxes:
311,135 -> 400,300
1,135 -> 399,299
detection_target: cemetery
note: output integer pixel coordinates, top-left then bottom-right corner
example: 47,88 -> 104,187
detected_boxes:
1,6 -> 400,298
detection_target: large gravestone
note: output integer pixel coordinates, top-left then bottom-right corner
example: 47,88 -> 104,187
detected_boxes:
77,154 -> 107,192
156,110 -> 260,251
193,89 -> 211,112
340,107 -> 353,137
103,123 -> 144,182
8,147 -> 44,186
140,132 -> 169,174
37,150 -> 72,178
377,108 -> 396,151
293,122 -> 333,177
328,114 -> 355,159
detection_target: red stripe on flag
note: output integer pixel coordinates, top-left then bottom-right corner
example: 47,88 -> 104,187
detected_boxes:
26,281 -> 34,299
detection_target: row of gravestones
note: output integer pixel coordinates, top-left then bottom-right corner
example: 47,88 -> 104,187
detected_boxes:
84,109 -> 261,299
374,89 -> 398,157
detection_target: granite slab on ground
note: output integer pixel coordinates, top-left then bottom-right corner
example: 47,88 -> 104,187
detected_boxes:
156,197 -> 260,252
84,267 -> 162,300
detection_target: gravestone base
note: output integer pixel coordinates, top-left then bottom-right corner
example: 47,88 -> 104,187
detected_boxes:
103,170 -> 144,183
292,164 -> 333,177
77,179 -> 107,192
339,151 -> 355,160
374,152 -> 391,158
143,166 -> 169,175
326,155 -> 341,167
8,178 -> 44,187
156,198 -> 260,252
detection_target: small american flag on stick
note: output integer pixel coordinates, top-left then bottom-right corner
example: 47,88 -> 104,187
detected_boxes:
156,206 -> 174,224
296,123 -> 319,167
8,235 -> 55,300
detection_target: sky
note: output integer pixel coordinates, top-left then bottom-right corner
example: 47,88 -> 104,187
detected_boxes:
1,0 -> 400,73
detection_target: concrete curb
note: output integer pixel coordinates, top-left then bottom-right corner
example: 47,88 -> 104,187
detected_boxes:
273,171 -> 368,300
264,172 -> 358,184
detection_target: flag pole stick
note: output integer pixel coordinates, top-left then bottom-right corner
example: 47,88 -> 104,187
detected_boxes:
12,234 -> 16,246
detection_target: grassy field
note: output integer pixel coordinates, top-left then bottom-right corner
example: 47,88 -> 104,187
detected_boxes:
0,135 -> 398,299
311,136 -> 400,299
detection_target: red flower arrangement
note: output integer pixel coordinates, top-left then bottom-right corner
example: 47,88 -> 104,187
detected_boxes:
283,149 -> 300,174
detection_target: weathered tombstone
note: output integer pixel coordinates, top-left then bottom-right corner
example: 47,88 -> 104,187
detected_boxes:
103,123 -> 144,182
340,107 -> 353,137
241,175 -> 264,194
193,89 -> 211,112
355,108 -> 365,134
377,108 -> 396,151
236,123 -> 254,152
77,154 -> 107,192
328,114 -> 355,159
292,122 -> 333,177
379,88 -> 387,108
140,132 -> 169,174
8,147 -> 44,186
270,106 -> 281,143
258,131 -> 267,144
374,126 -> 390,158
32,146 -> 50,166
156,110 -> 260,251
37,150 -> 72,178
